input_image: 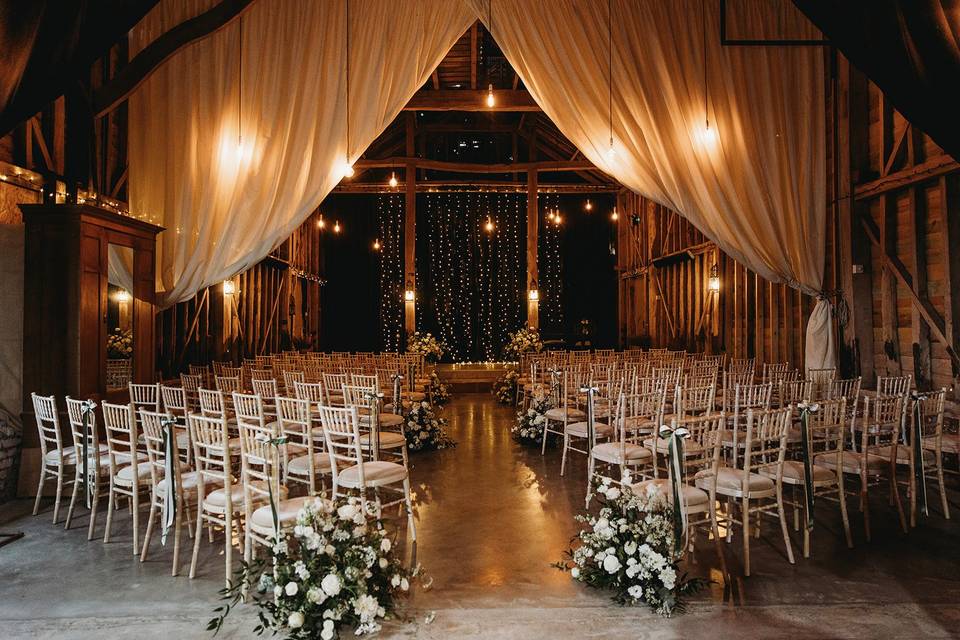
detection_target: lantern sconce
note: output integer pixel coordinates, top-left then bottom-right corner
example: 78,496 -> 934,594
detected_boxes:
528,288 -> 539,302
404,289 -> 415,302
708,263 -> 720,292
114,289 -> 131,303
223,280 -> 237,296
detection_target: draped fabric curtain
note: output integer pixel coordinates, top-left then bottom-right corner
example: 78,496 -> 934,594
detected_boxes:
128,0 -> 474,306
468,0 -> 832,370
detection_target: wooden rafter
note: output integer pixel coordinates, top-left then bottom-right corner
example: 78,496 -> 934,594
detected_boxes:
855,154 -> 959,200
352,156 -> 594,173
402,89 -> 539,112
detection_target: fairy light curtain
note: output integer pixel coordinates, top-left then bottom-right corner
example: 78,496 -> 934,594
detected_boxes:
538,193 -> 564,335
419,192 -> 524,362
468,0 -> 833,371
128,0 -> 474,306
376,193 -> 404,352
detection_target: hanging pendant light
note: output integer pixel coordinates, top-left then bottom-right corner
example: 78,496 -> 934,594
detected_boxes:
373,238 -> 381,251
334,220 -> 342,233
484,216 -> 495,233
486,84 -> 496,108
610,207 -> 619,221
389,171 -> 398,188
585,199 -> 593,212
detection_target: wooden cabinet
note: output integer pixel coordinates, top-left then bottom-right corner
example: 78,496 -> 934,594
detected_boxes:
19,203 -> 162,448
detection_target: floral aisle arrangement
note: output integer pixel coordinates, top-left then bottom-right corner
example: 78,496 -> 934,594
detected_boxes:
511,387 -> 552,445
503,326 -> 543,361
107,328 -> 133,359
209,496 -> 417,638
554,478 -> 704,617
492,367 -> 520,405
404,401 -> 456,452
429,371 -> 451,406
406,331 -> 445,364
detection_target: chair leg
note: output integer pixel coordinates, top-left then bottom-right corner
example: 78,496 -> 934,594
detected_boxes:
777,487 -> 795,565
837,478 -> 853,548
741,497 -> 751,577
403,477 -> 416,542
33,468 -> 46,516
52,469 -> 64,525
540,421 -> 551,456
937,460 -> 950,519
87,488 -> 100,541
908,460 -> 917,528
189,510 -> 204,580
585,456 -> 595,509
860,472 -> 871,543
890,466 -> 907,534
65,470 -> 80,530
172,498 -> 183,577
560,432 -> 569,476
131,485 -> 141,555
104,487 -> 116,543
140,502 -> 157,562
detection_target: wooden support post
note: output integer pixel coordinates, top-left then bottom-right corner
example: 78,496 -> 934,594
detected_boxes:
879,195 -> 902,376
526,168 -> 539,330
909,186 -> 932,389
940,175 -> 960,385
403,113 -> 416,341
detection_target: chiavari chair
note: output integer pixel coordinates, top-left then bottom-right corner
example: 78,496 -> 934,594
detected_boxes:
720,383 -> 773,465
541,369 -> 586,460
674,383 -> 717,419
342,383 -> 409,468
728,357 -> 756,377
160,384 -> 193,464
64,396 -> 111,538
251,377 -> 280,417
720,370 -> 755,412
30,394 -> 76,524
562,377 -> 622,478
585,392 -> 654,505
277,396 -> 331,494
180,373 -> 202,411
282,369 -> 306,395
101,400 -> 150,554
129,382 -> 160,429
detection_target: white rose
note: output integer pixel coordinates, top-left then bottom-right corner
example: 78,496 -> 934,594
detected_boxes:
391,574 -> 401,587
400,577 -> 409,591
337,504 -> 358,521
379,557 -> 388,569
285,581 -> 298,596
381,537 -> 392,553
307,587 -> 326,604
321,573 -> 342,597
570,567 -> 580,579
605,486 -> 621,501
624,541 -> 637,556
273,585 -> 283,598
288,611 -> 304,629
602,554 -> 621,574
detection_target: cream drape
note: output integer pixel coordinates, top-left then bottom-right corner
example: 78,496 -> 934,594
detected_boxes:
468,0 -> 833,371
129,0 -> 474,306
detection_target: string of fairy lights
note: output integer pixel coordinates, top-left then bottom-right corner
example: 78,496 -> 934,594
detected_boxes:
376,193 -> 403,351
539,193 -> 565,333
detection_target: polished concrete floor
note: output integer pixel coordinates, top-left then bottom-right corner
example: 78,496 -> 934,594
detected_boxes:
2,393 -> 959,639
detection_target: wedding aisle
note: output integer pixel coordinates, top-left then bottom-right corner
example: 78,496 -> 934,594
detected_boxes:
1,393 -> 958,639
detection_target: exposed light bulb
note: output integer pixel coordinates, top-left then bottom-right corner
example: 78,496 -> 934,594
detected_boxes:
317,215 -> 326,229
606,139 -> 616,162
484,216 -> 494,232
223,280 -> 237,295
486,84 -> 495,108
611,207 -> 619,221
554,212 -> 562,224
341,161 -> 355,178
373,238 -> 381,251
114,289 -> 131,303
388,171 -> 398,188
585,199 -> 592,211
547,210 -> 555,222
333,220 -> 341,233
697,120 -> 718,147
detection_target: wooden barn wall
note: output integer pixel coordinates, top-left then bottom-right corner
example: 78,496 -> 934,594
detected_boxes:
155,208 -> 324,377
615,191 -> 820,369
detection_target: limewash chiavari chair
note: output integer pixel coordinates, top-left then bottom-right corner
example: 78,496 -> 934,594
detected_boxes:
562,378 -> 623,478
779,380 -> 813,410
277,396 -> 331,494
251,378 -> 280,417
187,413 -> 247,585
342,384 -> 409,468
318,404 -> 416,540
283,369 -> 306,395
720,370 -> 755,412
129,382 -> 160,431
807,367 -> 836,397
881,389 -> 950,526
101,400 -> 151,554
138,409 -> 200,574
829,377 -> 862,425
541,370 -> 586,460
161,384 -> 193,463
728,357 -> 756,377
673,383 -> 717,419
696,406 -> 795,576
586,392 -> 652,506
180,373 -> 202,411
65,396 -> 112,537
238,408 -> 310,564
215,375 -> 242,395
30,393 -> 77,524
633,413 -> 725,551
322,372 -> 348,406
250,368 -> 273,383
762,362 -> 792,384
721,383 -> 774,464
188,364 -> 210,386
776,398 -> 853,557
877,374 -> 913,400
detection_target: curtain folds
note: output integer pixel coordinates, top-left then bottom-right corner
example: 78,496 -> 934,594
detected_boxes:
468,0 -> 832,370
128,0 -> 474,306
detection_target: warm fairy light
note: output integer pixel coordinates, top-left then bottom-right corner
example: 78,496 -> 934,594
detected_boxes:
316,215 -> 326,229
373,238 -> 381,251
610,207 -> 619,221
554,212 -> 562,224
547,210 -> 555,222
486,84 -> 495,108
113,289 -> 131,303
528,289 -> 539,302
404,289 -> 415,302
388,171 -> 398,188
340,159 -> 355,179
584,199 -> 592,211
484,216 -> 494,232
223,280 -> 237,295
333,220 -> 342,233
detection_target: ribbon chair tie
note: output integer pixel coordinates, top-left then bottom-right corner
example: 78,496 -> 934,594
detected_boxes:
160,415 -> 179,545
910,392 -> 929,517
797,401 -> 820,530
80,400 -> 98,510
255,433 -> 289,538
363,390 -> 385,460
391,373 -> 404,415
658,423 -> 690,552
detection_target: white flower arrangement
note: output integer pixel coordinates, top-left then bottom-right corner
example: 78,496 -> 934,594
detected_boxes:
511,386 -> 552,445
107,327 -> 133,359
404,401 -> 457,452
554,478 -> 704,617
208,496 -> 418,638
429,371 -> 451,406
503,326 -> 544,360
492,367 -> 520,405
406,331 -> 445,364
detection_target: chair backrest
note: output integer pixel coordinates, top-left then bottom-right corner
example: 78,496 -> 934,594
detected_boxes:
215,375 -> 242,394
198,388 -> 228,418
250,368 -> 273,382
102,400 -> 139,474
283,370 -> 305,394
318,404 -> 365,487
129,383 -> 160,413
674,384 -> 716,418
161,385 -> 188,419
188,413 -> 232,497
233,392 -> 267,430
877,375 -> 912,399
807,367 -> 836,385
294,380 -> 325,403
620,390 -> 665,438
762,362 -> 791,384
251,378 -> 279,403
139,408 -> 178,494
236,411 -> 281,512
350,373 -> 378,390
322,373 -> 347,405
31,393 -> 63,458
860,394 -> 904,452
779,379 -> 812,408
721,370 -> 755,410
728,357 -> 755,376
65,397 -> 99,468
180,373 -> 202,408
829,377 -> 862,412
342,383 -> 377,409
743,406 -> 792,475
220,365 -> 243,379
804,397 -> 847,461
914,388 -> 947,445
670,413 -> 724,481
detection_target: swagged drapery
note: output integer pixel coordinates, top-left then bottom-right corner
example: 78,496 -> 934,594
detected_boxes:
129,0 -> 831,369
128,0 -> 474,305
467,0 -> 831,371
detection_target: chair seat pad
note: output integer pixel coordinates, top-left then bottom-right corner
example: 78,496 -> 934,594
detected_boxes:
565,421 -> 613,438
641,438 -> 705,457
44,444 -> 109,466
875,445 -> 935,466
624,416 -> 657,434
591,442 -> 652,464
251,496 -> 314,532
156,470 -> 217,495
359,413 -> 404,428
288,452 -> 333,476
359,431 -> 407,449
337,461 -> 408,488
545,407 -> 585,422
814,451 -> 887,474
203,480 -> 282,511
926,433 -> 959,454
115,463 -> 152,483
631,478 -> 709,507
718,429 -> 748,448
402,391 -> 426,402
764,460 -> 836,484
694,466 -> 775,495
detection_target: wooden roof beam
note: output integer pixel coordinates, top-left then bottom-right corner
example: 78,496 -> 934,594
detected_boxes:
403,89 -> 540,112
352,156 -> 593,173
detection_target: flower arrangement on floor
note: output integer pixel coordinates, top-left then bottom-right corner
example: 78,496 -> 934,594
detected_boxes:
107,327 -> 133,359
429,371 -> 451,406
208,496 -> 417,638
404,401 -> 456,452
511,387 -> 552,445
406,331 -> 445,364
492,367 -> 520,405
503,326 -> 543,361
554,478 -> 704,617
